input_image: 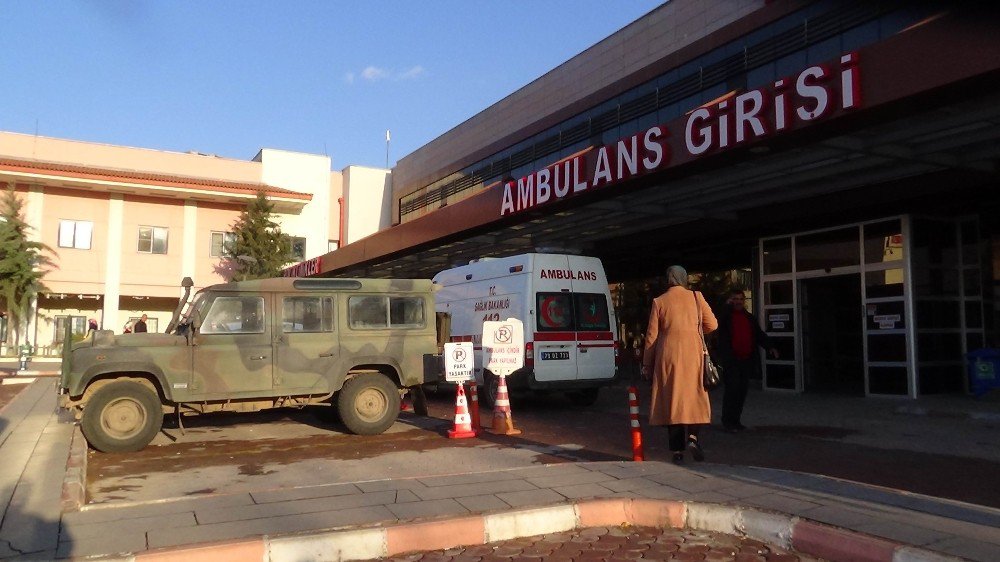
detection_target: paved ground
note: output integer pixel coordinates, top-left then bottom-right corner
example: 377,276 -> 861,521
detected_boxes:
80,378 -> 1000,507
381,525 -> 822,562
2,378 -> 1000,560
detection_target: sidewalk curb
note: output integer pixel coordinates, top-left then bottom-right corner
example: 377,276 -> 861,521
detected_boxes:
62,425 -> 88,512
86,498 -> 967,562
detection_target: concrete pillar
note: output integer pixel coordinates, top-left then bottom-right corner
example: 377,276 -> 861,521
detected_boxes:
102,195 -> 124,330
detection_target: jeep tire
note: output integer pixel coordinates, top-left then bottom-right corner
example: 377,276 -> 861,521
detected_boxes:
337,373 -> 400,435
81,380 -> 163,453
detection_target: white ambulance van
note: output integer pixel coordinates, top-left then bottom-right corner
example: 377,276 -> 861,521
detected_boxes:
433,253 -> 619,407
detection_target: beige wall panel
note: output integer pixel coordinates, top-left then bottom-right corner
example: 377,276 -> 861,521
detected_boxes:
119,195 -> 185,293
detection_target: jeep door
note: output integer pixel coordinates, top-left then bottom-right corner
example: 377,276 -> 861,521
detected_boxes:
273,294 -> 338,393
190,293 -> 273,397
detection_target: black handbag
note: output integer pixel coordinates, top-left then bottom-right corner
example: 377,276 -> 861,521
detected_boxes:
695,291 -> 722,391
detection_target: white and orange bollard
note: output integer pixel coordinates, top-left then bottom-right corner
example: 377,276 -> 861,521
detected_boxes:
628,386 -> 644,461
447,384 -> 478,439
486,374 -> 521,435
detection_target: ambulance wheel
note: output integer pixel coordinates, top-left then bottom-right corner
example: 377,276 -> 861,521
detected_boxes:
481,370 -> 499,409
81,381 -> 163,453
567,388 -> 600,407
337,373 -> 400,435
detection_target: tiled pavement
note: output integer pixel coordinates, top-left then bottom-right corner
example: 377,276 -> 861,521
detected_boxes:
1,379 -> 999,561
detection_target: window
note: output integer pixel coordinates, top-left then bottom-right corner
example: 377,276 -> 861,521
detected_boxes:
138,226 -> 168,254
210,232 -> 236,257
348,296 -> 425,329
390,297 -> 425,328
54,316 -> 87,343
58,220 -> 93,250
200,296 -> 265,334
291,237 -> 307,261
328,240 -> 340,252
283,296 -> 334,332
573,293 -> 610,331
536,293 -> 574,331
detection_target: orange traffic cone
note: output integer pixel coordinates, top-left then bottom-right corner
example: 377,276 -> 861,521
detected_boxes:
486,374 -> 521,435
467,383 -> 482,431
447,384 -> 478,439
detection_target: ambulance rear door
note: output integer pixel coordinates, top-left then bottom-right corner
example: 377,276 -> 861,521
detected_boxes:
568,255 -> 616,381
532,255 -> 578,382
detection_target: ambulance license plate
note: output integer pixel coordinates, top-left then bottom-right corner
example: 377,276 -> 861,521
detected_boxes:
541,351 -> 570,360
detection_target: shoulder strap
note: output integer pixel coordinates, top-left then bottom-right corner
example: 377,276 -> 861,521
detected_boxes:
693,291 -> 708,352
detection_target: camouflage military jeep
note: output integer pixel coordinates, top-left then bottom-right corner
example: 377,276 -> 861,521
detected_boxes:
59,277 -> 440,453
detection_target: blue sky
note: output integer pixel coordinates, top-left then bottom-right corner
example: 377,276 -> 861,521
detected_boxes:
0,1 -> 663,170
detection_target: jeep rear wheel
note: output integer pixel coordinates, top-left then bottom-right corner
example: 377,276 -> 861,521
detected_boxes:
81,381 -> 163,453
337,373 -> 400,435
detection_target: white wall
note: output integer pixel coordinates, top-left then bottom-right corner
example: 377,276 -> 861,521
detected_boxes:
343,166 -> 391,244
256,149 -> 332,261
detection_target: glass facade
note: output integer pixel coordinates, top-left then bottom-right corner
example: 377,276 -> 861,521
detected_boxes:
758,216 -> 986,397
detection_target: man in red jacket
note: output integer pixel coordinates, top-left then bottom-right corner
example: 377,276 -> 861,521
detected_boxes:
715,290 -> 778,432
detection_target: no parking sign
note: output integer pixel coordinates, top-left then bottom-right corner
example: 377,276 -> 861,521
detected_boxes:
444,342 -> 474,382
482,318 -> 524,377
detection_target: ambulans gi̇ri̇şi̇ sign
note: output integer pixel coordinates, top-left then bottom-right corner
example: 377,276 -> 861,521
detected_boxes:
482,319 -> 524,377
444,342 -> 475,382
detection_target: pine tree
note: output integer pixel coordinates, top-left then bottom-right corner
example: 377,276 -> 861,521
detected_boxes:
222,191 -> 293,281
0,186 -> 55,347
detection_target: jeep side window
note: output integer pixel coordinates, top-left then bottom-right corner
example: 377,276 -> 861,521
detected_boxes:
283,296 -> 334,333
201,296 -> 265,334
389,297 -> 424,327
349,296 -> 425,329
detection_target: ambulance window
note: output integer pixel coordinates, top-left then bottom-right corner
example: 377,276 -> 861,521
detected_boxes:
574,293 -> 610,331
536,293 -> 574,331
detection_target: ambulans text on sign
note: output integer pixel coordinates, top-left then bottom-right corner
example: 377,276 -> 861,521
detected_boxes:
444,342 -> 475,382
482,318 -> 524,377
498,52 -> 861,217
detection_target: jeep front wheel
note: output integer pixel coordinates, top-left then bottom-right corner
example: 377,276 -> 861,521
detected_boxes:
81,381 -> 163,453
337,373 -> 400,435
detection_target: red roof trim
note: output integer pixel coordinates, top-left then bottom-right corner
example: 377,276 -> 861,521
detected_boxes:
0,157 -> 312,200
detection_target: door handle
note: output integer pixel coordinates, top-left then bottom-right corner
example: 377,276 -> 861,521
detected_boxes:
319,352 -> 335,357
250,355 -> 268,361
579,348 -> 589,353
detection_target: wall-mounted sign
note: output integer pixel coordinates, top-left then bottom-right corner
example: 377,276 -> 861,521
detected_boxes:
282,256 -> 323,277
498,52 -> 861,217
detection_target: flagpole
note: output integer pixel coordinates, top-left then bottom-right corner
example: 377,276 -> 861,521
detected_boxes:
385,129 -> 391,168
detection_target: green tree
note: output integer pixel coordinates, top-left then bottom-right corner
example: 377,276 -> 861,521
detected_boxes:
222,191 -> 293,281
0,186 -> 55,347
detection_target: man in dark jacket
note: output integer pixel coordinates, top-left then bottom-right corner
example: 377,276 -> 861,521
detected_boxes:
133,314 -> 148,333
714,290 -> 777,432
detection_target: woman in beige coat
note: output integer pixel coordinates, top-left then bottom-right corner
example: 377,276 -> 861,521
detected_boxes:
641,265 -> 718,463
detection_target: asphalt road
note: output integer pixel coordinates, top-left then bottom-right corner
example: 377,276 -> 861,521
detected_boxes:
84,382 -> 1000,508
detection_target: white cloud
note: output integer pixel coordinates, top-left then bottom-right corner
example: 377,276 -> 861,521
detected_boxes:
399,65 -> 425,80
361,65 -> 389,81
346,65 -> 426,85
